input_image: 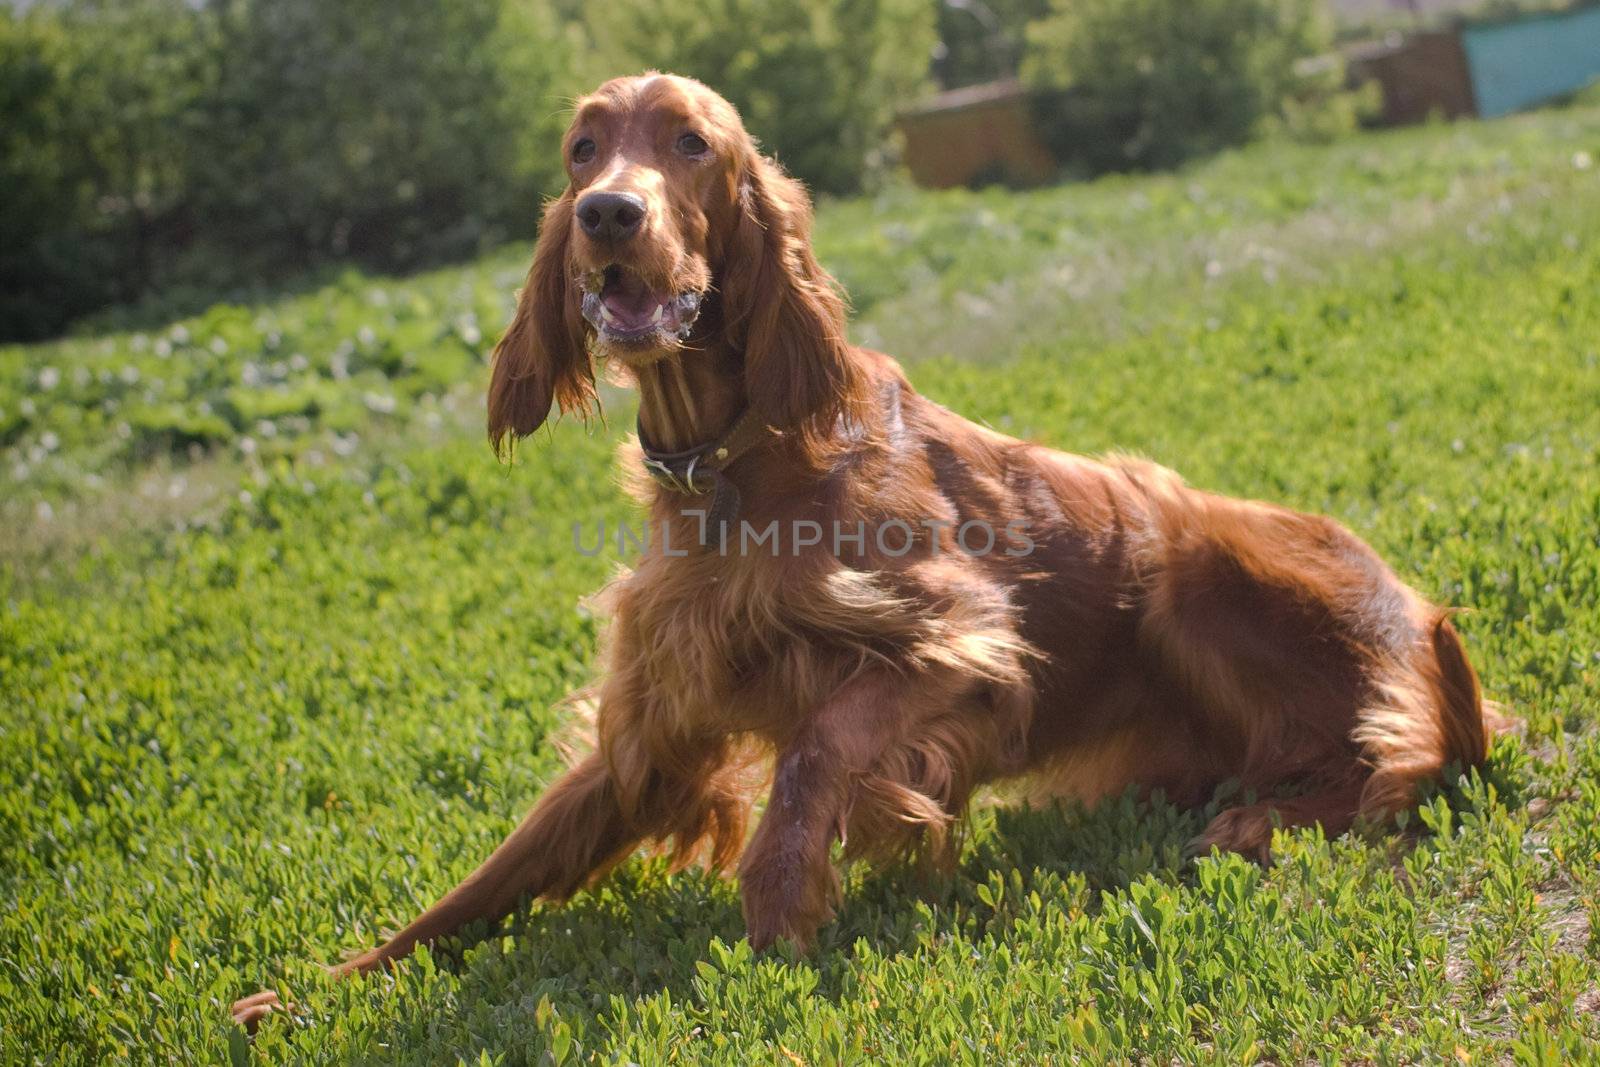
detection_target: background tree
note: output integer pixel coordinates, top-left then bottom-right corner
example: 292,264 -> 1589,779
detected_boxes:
0,1 -> 213,338
189,0 -> 556,275
933,0 -> 1051,88
1023,0 -> 1348,171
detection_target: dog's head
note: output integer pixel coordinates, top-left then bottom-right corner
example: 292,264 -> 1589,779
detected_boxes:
487,73 -> 862,456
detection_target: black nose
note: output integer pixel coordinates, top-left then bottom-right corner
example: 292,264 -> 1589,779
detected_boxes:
576,191 -> 645,241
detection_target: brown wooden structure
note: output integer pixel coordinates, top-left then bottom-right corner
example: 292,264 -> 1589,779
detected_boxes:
896,80 -> 1057,190
1346,30 -> 1478,124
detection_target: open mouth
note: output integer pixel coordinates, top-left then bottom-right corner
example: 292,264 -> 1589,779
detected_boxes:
580,265 -> 703,348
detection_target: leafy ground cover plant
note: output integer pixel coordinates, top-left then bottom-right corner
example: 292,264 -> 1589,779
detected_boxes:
2,101 -> 1598,1062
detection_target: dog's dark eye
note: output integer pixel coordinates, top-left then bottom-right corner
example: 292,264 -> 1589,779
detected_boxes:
571,138 -> 596,165
676,132 -> 709,157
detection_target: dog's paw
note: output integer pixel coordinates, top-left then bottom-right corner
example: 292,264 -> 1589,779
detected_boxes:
744,903 -> 821,955
230,989 -> 287,1033
1190,804 -> 1277,864
232,952 -> 373,1032
741,860 -> 838,955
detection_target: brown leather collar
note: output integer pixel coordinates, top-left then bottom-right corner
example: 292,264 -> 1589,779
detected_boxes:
637,408 -> 770,527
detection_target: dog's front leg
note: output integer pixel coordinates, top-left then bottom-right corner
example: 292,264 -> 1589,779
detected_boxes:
739,673 -> 899,951
332,751 -> 640,976
232,751 -> 642,1029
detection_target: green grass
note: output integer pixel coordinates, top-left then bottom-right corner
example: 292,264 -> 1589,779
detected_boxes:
3,106 -> 1600,1063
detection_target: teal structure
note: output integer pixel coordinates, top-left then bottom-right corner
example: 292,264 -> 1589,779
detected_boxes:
1462,6 -> 1600,118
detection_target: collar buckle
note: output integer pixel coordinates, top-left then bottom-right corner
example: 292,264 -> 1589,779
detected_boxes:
641,452 -> 712,495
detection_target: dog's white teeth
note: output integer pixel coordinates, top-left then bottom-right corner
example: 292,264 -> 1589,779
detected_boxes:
649,305 -> 664,325
600,306 -> 617,324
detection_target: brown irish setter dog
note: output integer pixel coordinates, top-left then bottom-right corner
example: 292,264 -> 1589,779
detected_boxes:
233,73 -> 1503,1027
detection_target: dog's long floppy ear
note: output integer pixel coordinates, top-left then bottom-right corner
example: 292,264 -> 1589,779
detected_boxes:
487,190 -> 596,458
721,152 -> 867,441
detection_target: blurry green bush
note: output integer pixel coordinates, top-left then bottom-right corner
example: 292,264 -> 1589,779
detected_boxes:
1022,0 -> 1355,174
932,0 -> 1050,89
0,0 -> 934,341
1,1 -> 216,340
188,0 -> 578,283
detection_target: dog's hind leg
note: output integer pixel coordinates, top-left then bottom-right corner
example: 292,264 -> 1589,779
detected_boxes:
1134,498 -> 1501,862
1193,618 -> 1500,861
1353,614 -> 1500,821
1181,615 -> 1498,863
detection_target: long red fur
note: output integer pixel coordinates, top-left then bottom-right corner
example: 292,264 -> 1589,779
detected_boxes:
233,73 -> 1507,1027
